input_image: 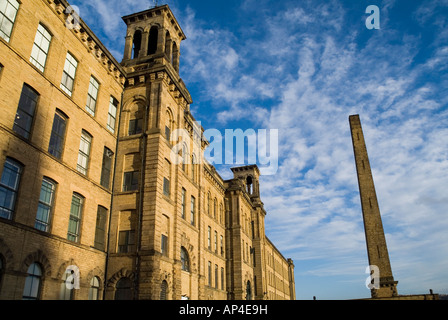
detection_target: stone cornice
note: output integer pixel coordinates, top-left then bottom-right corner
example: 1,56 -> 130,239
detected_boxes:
45,0 -> 126,86
122,4 -> 186,41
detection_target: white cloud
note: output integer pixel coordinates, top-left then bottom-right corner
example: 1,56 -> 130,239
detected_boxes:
73,0 -> 448,298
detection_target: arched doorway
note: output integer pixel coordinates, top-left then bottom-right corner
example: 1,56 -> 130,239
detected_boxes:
115,277 -> 133,300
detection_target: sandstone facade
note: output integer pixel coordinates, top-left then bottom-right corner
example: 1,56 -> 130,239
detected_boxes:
0,0 -> 295,300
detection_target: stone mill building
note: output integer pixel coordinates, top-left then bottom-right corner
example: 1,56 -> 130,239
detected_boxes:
0,0 -> 295,300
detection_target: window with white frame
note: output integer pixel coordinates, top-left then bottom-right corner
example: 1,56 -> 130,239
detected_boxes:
190,196 -> 195,226
77,130 -> 92,175
181,188 -> 186,219
34,178 -> 56,232
30,24 -> 52,72
107,96 -> 118,133
48,110 -> 67,159
67,193 -> 84,242
86,76 -> 99,116
0,157 -> 22,220
0,0 -> 19,42
60,52 -> 78,96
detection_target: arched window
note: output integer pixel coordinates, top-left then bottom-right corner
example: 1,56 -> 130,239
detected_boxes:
164,108 -> 173,142
30,23 -> 52,72
115,277 -> 133,300
128,103 -> 143,136
77,130 -> 92,175
133,30 -> 142,59
22,263 -> 42,300
219,203 -> 223,224
67,193 -> 84,242
172,42 -> 179,71
246,176 -> 253,194
13,84 -> 39,139
165,31 -> 172,61
148,26 -> 158,55
34,177 -> 56,232
180,247 -> 190,272
89,276 -> 100,300
0,157 -> 23,220
60,271 -> 74,300
160,280 -> 168,300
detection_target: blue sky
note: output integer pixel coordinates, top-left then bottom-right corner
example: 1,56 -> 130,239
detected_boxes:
72,0 -> 448,300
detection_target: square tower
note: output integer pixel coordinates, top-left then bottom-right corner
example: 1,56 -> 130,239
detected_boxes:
122,5 -> 186,73
105,5 -> 195,300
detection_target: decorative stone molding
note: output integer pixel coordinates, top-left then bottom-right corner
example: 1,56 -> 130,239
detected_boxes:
0,237 -> 14,269
87,267 -> 105,289
22,250 -> 52,277
56,258 -> 78,280
107,268 -> 135,287
44,0 -> 126,87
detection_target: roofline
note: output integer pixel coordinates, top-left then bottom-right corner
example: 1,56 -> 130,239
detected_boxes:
265,236 -> 292,265
121,4 -> 187,40
230,165 -> 260,175
58,0 -> 126,77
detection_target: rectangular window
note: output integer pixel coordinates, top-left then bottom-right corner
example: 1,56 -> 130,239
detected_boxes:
30,24 -> 52,72
118,230 -> 135,253
165,126 -> 171,142
13,84 -> 39,140
94,206 -> 107,251
60,52 -> 78,96
190,196 -> 195,226
214,231 -> 218,253
77,130 -> 92,175
128,118 -> 143,136
67,193 -> 83,242
123,171 -> 139,192
48,110 -> 67,159
100,147 -> 113,189
220,235 -> 224,256
207,226 -> 211,250
221,267 -> 225,290
251,247 -> 256,267
208,261 -> 212,287
181,188 -> 186,219
0,0 -> 19,42
251,221 -> 255,239
161,234 -> 168,256
86,76 -> 99,116
107,96 -> 118,133
163,177 -> 170,196
34,178 -> 55,232
215,264 -> 218,288
0,158 -> 22,220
